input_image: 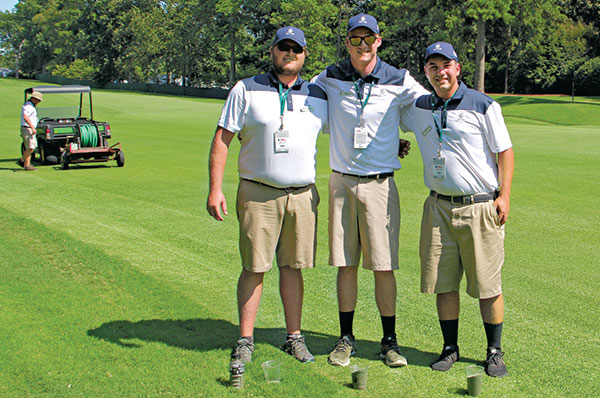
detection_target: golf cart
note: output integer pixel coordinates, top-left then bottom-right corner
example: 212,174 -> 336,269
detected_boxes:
23,85 -> 124,169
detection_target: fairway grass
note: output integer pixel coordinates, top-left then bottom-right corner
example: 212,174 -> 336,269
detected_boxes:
1,78 -> 599,397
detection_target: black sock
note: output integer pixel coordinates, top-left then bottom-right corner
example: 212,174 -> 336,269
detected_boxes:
381,315 -> 396,339
483,322 -> 503,349
339,311 -> 354,337
439,319 -> 459,347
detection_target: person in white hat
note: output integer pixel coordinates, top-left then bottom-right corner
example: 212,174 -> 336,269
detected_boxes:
19,91 -> 43,170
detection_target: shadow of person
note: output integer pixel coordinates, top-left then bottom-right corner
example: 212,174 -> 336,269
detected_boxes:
88,318 -> 333,354
87,318 -> 445,368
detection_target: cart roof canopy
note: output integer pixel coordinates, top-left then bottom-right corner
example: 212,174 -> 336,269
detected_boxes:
25,85 -> 91,95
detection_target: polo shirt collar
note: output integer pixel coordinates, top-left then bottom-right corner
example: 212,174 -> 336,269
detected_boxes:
268,69 -> 305,89
340,56 -> 382,84
431,81 -> 467,106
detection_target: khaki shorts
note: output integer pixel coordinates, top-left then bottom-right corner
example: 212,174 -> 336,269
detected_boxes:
236,179 -> 319,273
328,172 -> 400,271
20,127 -> 37,150
420,195 -> 505,299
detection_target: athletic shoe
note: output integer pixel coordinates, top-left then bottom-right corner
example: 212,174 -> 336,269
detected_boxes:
328,335 -> 355,366
231,337 -> 254,363
24,165 -> 37,171
485,347 -> 508,377
380,335 -> 408,367
431,345 -> 460,371
282,334 -> 315,363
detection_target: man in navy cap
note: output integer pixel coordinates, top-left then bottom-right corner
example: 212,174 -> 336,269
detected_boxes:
312,14 -> 428,368
399,41 -> 514,377
207,26 -> 327,364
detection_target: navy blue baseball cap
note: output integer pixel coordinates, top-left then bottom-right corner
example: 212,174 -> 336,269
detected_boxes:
272,26 -> 306,48
347,14 -> 380,34
424,42 -> 459,62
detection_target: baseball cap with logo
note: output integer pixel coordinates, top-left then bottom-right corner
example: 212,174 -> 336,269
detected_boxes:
30,91 -> 43,101
347,13 -> 380,34
272,26 -> 306,48
424,42 -> 459,62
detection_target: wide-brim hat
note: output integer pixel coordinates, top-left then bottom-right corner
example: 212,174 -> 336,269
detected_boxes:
30,91 -> 43,101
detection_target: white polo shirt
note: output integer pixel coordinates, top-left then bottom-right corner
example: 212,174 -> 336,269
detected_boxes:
399,82 -> 513,195
21,101 -> 38,128
312,57 -> 428,175
218,71 -> 328,188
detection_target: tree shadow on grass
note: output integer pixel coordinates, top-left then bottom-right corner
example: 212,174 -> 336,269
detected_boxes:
87,318 -> 443,367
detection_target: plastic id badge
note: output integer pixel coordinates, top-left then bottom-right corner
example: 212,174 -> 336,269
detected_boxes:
274,129 -> 290,153
354,127 -> 369,149
432,157 -> 446,179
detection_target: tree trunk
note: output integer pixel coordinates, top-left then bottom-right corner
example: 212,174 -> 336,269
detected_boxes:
474,17 -> 486,93
229,15 -> 236,88
504,25 -> 511,94
15,39 -> 25,79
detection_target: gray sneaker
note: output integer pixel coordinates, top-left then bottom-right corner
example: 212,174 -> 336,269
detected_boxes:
485,347 -> 508,377
282,334 -> 315,363
431,345 -> 459,371
328,335 -> 355,366
380,335 -> 408,367
231,337 -> 254,363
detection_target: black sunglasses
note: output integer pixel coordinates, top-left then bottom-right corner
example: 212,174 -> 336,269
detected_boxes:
348,35 -> 377,46
276,42 -> 304,54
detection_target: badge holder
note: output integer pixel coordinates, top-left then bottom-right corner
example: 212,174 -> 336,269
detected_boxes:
274,128 -> 290,153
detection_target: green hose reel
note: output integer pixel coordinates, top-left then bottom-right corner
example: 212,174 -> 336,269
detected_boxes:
79,124 -> 99,147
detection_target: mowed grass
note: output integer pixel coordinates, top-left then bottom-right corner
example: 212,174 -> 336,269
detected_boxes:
1,77 -> 599,397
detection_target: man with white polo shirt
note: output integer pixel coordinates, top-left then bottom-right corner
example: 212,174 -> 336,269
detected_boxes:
312,13 -> 428,368
399,42 -> 514,377
207,26 -> 327,364
19,91 -> 43,171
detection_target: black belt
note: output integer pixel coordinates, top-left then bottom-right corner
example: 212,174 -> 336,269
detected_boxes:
430,190 -> 498,204
242,178 -> 310,194
333,170 -> 394,180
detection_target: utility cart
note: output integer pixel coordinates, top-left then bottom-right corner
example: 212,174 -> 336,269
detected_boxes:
23,85 -> 124,169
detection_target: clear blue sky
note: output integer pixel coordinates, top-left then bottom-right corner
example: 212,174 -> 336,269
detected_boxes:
1,0 -> 17,12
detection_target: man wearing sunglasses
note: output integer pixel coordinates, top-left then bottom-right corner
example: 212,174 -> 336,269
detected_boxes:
312,14 -> 428,368
207,26 -> 327,365
398,42 -> 513,377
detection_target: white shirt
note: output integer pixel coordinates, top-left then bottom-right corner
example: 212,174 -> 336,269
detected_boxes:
312,57 -> 428,175
399,82 -> 513,195
218,71 -> 328,188
21,101 -> 38,128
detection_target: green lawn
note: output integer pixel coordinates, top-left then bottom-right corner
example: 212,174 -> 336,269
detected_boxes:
1,78 -> 599,397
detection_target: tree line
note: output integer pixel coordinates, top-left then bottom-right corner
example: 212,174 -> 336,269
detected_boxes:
1,0 -> 599,95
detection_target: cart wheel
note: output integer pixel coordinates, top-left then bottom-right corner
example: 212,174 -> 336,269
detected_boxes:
116,151 -> 125,167
61,152 -> 70,170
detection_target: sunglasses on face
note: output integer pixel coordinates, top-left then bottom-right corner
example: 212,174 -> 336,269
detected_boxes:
348,35 -> 377,46
276,42 -> 304,54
